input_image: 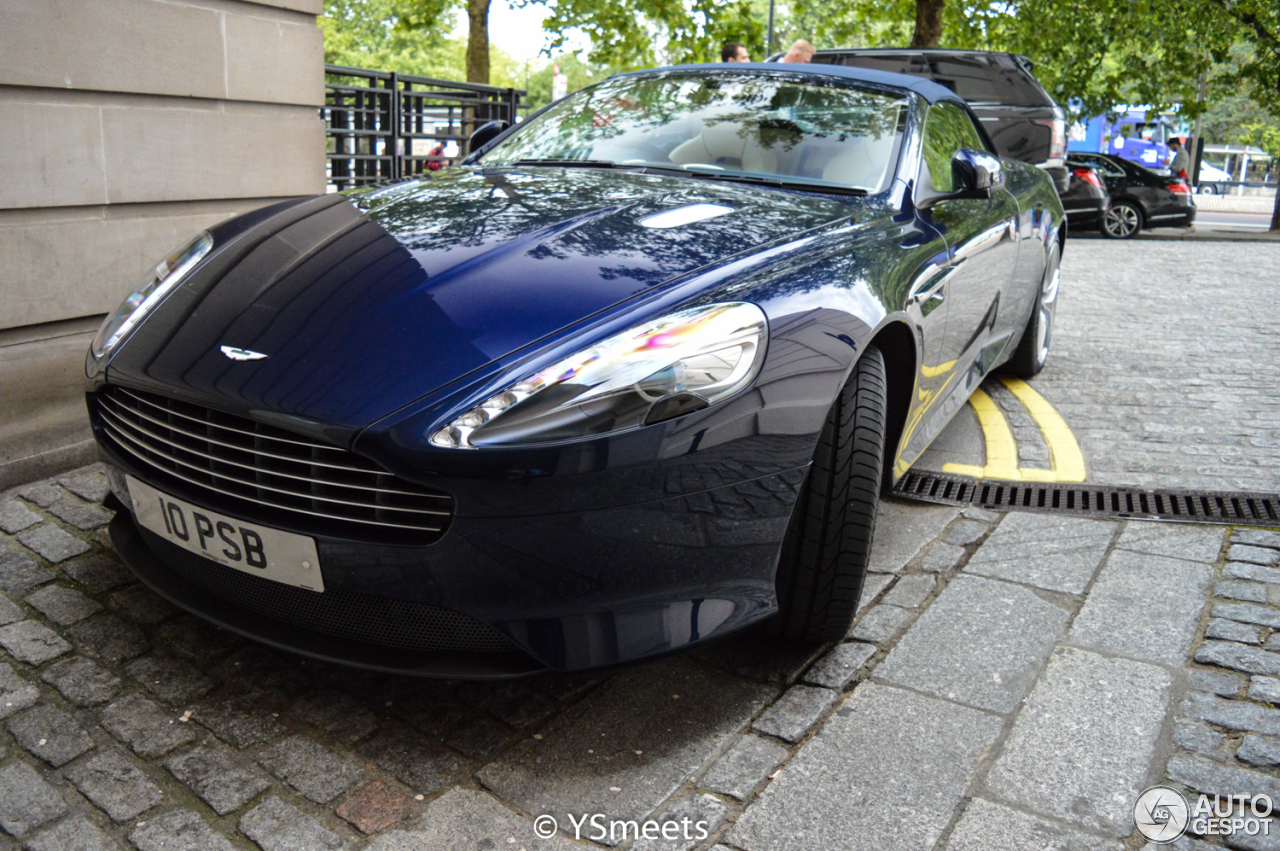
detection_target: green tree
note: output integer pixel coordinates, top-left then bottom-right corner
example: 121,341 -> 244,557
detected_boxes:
320,0 -> 465,79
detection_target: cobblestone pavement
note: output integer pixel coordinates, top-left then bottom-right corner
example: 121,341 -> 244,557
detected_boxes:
916,240 -> 1280,491
4,464 -> 1280,850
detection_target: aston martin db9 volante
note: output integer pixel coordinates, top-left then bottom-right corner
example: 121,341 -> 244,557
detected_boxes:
87,63 -> 1065,677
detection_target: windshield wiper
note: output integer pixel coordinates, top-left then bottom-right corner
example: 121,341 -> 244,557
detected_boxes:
642,166 -> 869,196
511,158 -> 618,168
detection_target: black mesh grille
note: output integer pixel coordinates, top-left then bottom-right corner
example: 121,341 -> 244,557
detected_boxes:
138,527 -> 515,653
92,386 -> 453,545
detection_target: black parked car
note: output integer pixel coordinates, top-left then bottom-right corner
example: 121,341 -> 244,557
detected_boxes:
1067,152 -> 1195,238
1059,163 -> 1109,230
800,49 -> 1069,193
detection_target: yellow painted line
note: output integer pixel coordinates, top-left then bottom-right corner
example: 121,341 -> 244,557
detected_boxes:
998,376 -> 1087,482
942,388 -> 1018,480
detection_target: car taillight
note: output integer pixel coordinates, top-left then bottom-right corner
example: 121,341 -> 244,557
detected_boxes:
1036,116 -> 1067,162
1167,181 -> 1191,194
1072,167 -> 1103,189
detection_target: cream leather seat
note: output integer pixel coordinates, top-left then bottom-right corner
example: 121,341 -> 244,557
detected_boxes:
821,135 -> 894,189
669,122 -> 778,174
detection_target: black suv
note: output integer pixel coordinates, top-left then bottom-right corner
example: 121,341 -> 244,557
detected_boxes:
796,49 -> 1069,193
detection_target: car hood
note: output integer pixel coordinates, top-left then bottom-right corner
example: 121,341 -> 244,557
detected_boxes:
106,167 -> 855,437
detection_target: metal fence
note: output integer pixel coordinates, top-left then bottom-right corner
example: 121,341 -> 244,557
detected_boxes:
323,66 -> 525,191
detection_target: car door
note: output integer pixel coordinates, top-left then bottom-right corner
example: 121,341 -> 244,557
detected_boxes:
917,102 -> 1021,399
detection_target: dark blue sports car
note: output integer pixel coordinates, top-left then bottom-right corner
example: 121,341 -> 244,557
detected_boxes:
86,63 -> 1065,677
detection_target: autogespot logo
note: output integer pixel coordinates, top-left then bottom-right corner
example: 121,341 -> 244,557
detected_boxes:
1134,785 -> 1190,842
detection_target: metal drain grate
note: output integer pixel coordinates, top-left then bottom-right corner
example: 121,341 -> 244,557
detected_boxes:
893,471 -> 1280,527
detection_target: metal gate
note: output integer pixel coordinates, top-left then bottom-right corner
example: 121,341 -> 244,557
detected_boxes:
324,66 -> 526,191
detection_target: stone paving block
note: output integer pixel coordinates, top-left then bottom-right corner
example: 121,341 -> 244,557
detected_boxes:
1167,754 -> 1280,802
193,694 -> 286,748
101,693 -> 197,758
289,690 -> 379,744
17,483 -> 64,508
1182,691 -> 1280,735
1229,544 -> 1280,567
1251,676 -> 1280,705
0,591 -> 21,625
26,584 -> 103,625
1191,668 -> 1243,698
1196,641 -> 1280,676
1213,602 -> 1280,629
943,519 -> 988,547
61,554 -> 131,594
986,647 -> 1174,836
453,679 -> 561,729
881,574 -> 936,608
1234,530 -> 1280,550
867,500 -> 959,574
8,704 -> 96,766
633,793 -> 726,851
964,513 -> 1116,594
730,683 -> 1002,851
239,797 -> 345,851
335,780 -> 413,835
26,815 -> 123,851
59,471 -> 109,503
67,748 -> 163,821
17,525 -> 90,563
1218,581 -> 1271,604
1115,523 -> 1225,563
111,585 -> 178,625
41,656 -> 121,706
803,642 -> 876,690
858,573 -> 893,614
126,654 -> 215,704
1175,719 -> 1232,762
919,542 -> 965,573
752,685 -> 838,743
478,658 -> 772,829
943,798 -> 1123,851
699,735 -> 788,800
49,497 -> 114,531
0,662 -> 40,718
1207,618 -> 1264,645
130,808 -> 236,851
961,507 -> 1002,523
444,716 -> 512,760
0,500 -> 41,534
258,735 -> 363,804
0,619 -> 71,665
0,761 -> 68,839
849,604 -> 912,643
157,616 -> 241,665
1069,550 -> 1213,666
367,788 -> 578,851
695,631 -> 824,685
1239,734 -> 1280,767
878,575 -> 1068,713
166,744 -> 272,815
358,724 -> 463,796
66,613 -> 149,664
1226,563 -> 1280,585
0,550 -> 54,596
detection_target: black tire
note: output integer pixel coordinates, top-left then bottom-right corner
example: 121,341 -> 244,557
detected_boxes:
771,346 -> 887,643
1101,201 -> 1143,238
1003,239 -> 1061,378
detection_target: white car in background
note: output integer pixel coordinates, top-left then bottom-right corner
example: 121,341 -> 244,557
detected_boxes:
1195,161 -> 1232,194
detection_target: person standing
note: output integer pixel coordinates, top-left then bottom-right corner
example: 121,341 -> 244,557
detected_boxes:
1167,137 -> 1189,180
781,39 -> 815,63
721,42 -> 749,62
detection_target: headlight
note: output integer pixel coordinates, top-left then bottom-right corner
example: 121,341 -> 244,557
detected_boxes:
430,302 -> 767,449
90,231 -> 214,360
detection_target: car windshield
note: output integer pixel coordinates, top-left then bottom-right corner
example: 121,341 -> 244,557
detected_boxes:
479,72 -> 909,194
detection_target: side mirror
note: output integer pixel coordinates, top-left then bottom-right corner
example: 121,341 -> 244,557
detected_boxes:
951,149 -> 1005,199
468,120 -> 510,154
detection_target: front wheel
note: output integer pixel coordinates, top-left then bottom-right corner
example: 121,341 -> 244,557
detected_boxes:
1003,239 -> 1061,378
1101,202 -> 1143,239
771,346 -> 886,643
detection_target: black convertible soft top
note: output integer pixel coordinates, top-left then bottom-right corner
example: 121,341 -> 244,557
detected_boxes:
616,62 -> 967,106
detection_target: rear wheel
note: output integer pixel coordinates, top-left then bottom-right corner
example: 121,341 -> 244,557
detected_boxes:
1003,240 -> 1061,378
771,346 -> 886,643
1101,202 -> 1142,239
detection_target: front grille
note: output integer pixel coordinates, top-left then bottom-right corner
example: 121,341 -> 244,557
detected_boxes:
94,386 -> 453,545
895,470 -> 1280,527
138,527 -> 515,653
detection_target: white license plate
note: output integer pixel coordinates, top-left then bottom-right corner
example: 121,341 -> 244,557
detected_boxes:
127,476 -> 324,592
